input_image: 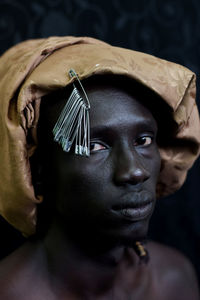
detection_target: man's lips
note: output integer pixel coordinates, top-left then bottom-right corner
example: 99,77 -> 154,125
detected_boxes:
111,191 -> 154,221
111,202 -> 153,221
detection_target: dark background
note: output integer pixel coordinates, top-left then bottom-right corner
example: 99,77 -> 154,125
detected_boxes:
0,0 -> 200,283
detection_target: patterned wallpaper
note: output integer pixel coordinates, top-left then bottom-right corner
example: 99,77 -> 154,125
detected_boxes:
0,0 -> 200,281
1,0 -> 200,77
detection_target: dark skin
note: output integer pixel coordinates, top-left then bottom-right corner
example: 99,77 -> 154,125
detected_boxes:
0,81 -> 199,300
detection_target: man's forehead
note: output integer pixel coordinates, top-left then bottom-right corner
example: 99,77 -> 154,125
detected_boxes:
86,84 -> 157,128
42,76 -> 156,122
40,75 -> 173,145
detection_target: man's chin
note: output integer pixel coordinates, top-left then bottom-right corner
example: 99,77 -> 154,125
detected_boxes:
62,217 -> 149,253
101,218 -> 150,248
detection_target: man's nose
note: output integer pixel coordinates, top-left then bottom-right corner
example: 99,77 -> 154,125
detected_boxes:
113,146 -> 150,186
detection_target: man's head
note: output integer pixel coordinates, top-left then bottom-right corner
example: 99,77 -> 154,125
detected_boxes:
35,76 -> 161,249
0,36 -> 199,237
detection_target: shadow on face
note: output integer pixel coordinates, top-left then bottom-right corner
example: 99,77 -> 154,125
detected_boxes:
30,75 -> 175,248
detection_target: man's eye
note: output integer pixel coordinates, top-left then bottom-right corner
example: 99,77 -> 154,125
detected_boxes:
134,136 -> 153,147
90,142 -> 107,153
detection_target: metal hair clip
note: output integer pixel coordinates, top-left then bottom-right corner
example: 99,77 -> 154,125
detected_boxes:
52,69 -> 90,156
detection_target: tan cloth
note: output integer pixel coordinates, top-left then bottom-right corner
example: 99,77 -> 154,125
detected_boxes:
0,36 -> 200,236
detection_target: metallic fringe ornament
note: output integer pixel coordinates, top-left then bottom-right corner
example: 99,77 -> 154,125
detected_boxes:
53,69 -> 90,156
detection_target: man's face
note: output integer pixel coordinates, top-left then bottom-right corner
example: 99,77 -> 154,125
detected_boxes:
43,82 -> 161,248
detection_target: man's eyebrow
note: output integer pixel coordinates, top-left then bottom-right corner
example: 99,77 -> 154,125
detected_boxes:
90,119 -> 157,137
90,125 -> 115,138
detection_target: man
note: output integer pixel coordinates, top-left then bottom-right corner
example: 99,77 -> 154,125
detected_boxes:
0,36 -> 199,299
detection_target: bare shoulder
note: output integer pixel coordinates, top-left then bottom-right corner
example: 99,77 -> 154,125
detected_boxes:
0,243 -> 34,299
0,242 -> 52,300
0,242 -> 36,275
147,241 -> 200,300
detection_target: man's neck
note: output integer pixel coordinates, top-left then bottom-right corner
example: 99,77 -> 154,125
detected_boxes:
42,222 -> 140,297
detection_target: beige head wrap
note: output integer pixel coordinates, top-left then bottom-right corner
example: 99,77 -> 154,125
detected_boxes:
0,36 -> 199,236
